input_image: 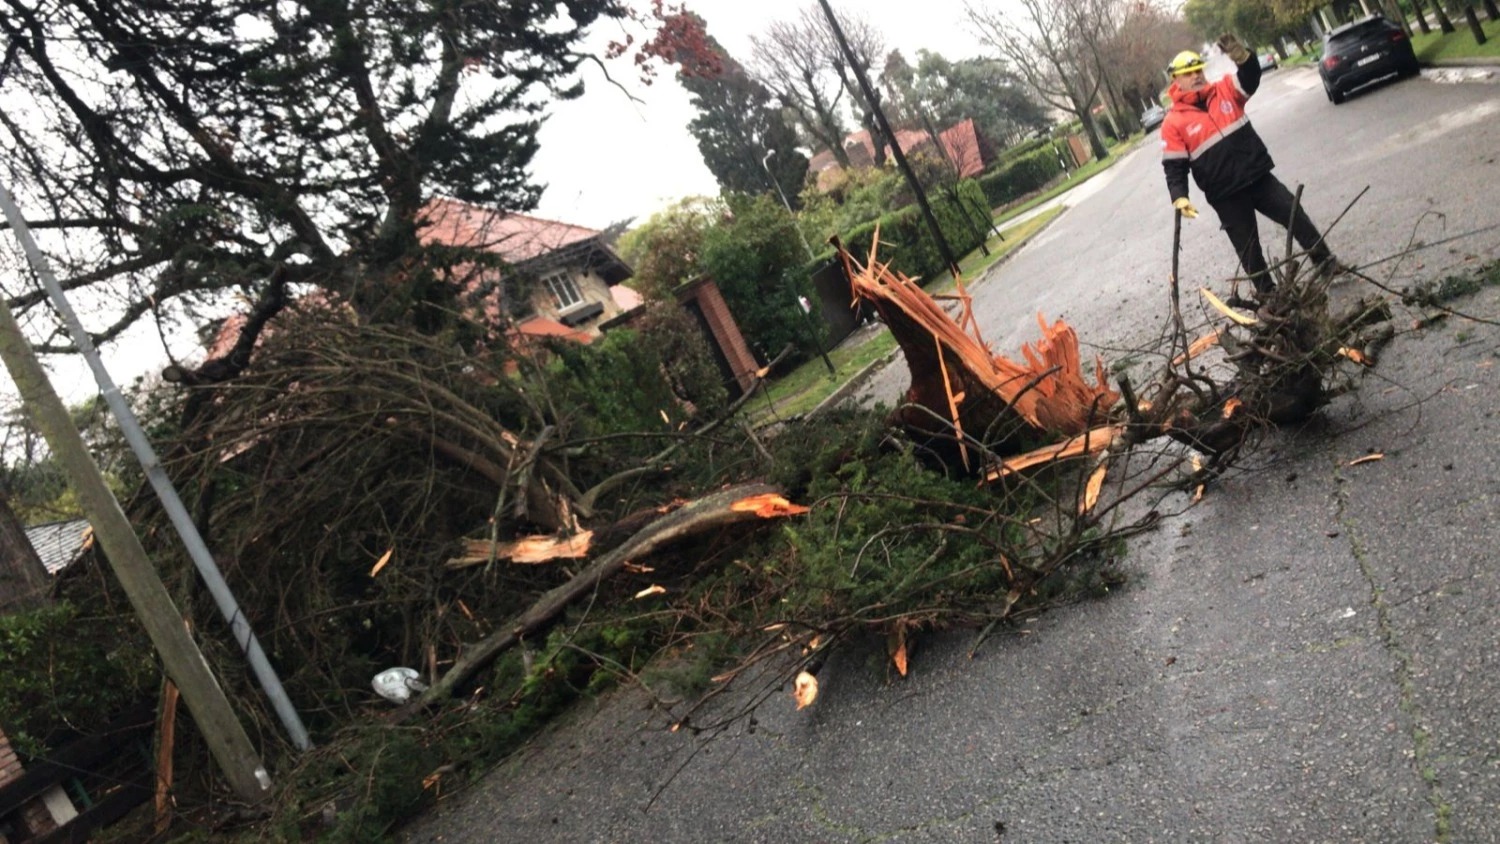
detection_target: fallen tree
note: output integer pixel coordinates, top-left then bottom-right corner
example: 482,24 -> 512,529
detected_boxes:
29,206 -> 1493,841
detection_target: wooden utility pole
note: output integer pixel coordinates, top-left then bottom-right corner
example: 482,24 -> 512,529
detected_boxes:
0,295 -> 272,804
0,492 -> 51,612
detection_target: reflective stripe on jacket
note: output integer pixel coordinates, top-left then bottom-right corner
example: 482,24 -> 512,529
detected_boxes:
1160,59 -> 1274,205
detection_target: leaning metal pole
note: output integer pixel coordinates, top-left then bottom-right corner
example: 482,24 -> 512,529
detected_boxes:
0,179 -> 312,752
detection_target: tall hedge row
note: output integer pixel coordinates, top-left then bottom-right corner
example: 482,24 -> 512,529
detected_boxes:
830,179 -> 992,284
976,141 -> 1069,209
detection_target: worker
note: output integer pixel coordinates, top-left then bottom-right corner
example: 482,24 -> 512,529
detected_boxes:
1160,34 -> 1340,299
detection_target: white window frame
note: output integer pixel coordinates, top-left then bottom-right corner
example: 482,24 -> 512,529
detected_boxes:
542,269 -> 584,311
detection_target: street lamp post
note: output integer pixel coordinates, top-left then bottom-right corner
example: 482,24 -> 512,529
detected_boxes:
761,149 -> 813,258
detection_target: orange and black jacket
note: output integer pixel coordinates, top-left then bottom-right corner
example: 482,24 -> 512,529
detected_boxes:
1160,57 -> 1273,205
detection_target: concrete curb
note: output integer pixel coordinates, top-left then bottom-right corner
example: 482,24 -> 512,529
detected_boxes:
1424,57 -> 1500,68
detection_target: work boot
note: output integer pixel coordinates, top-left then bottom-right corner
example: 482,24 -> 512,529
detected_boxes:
1314,255 -> 1349,283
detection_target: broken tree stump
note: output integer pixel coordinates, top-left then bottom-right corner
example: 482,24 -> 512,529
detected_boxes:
836,235 -> 1118,465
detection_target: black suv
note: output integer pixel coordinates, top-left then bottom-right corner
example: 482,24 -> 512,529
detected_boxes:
1319,15 -> 1420,104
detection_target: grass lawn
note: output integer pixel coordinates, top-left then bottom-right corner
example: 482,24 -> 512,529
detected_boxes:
1259,17 -> 1498,68
1410,17 -> 1500,61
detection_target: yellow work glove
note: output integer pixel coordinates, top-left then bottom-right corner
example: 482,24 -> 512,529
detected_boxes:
1173,197 -> 1199,219
1217,33 -> 1251,65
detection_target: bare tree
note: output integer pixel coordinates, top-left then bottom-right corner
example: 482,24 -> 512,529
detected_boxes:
822,10 -> 890,166
751,7 -> 854,168
966,0 -> 1113,162
1062,0 -> 1130,138
1102,2 -> 1197,114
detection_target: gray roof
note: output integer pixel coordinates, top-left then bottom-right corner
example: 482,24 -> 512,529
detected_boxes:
22,519 -> 91,575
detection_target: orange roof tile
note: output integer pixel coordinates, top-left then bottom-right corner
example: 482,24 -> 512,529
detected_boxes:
811,119 -> 988,186
512,316 -> 593,344
418,197 -> 601,264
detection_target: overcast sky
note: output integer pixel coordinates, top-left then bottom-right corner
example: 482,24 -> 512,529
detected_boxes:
530,0 -> 996,230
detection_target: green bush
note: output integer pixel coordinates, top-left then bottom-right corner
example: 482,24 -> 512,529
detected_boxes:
977,142 -> 1067,209
700,193 -> 818,367
995,135 -> 1053,164
546,306 -> 731,447
0,602 -> 155,757
836,179 -> 992,283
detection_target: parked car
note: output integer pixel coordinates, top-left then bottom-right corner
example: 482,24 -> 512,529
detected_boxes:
1141,103 -> 1165,131
1319,14 -> 1419,105
1258,52 -> 1279,71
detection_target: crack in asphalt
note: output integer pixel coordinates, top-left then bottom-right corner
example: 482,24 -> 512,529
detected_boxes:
1332,459 -> 1454,842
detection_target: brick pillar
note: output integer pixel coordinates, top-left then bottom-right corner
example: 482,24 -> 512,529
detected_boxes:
0,730 -> 22,788
1066,134 -> 1091,168
677,277 -> 759,395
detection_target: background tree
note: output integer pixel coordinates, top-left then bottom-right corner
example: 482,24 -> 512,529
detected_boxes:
675,23 -> 809,203
751,7 -> 854,168
1184,0 -> 1238,40
878,48 -> 921,129
614,197 -> 723,300
1106,2 -> 1199,110
966,0 -> 1114,162
699,193 -> 812,363
821,9 -> 890,166
885,52 -> 1049,150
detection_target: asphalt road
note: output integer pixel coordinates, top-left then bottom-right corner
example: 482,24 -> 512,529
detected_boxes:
401,66 -> 1500,843
852,62 -> 1500,410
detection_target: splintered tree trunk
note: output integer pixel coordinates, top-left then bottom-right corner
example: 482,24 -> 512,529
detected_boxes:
839,239 -> 1117,463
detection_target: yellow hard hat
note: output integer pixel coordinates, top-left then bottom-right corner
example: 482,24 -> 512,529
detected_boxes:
1168,50 -> 1206,76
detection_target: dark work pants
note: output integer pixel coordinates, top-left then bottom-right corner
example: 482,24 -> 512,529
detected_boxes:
1209,173 -> 1333,293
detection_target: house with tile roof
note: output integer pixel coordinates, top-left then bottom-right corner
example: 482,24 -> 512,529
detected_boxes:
417,197 -> 634,343
20,519 -> 91,577
807,118 -> 993,192
205,198 -> 637,364
1,517 -> 91,842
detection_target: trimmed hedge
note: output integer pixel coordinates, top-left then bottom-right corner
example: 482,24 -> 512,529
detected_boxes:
976,141 -> 1069,209
995,135 -> 1053,164
830,179 -> 992,284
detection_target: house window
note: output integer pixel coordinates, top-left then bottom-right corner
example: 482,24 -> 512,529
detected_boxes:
542,270 -> 584,310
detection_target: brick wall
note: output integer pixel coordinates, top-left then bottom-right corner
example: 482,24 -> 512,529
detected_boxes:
0,728 -> 60,841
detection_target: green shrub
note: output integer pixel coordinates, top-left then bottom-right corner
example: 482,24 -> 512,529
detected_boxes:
995,135 -> 1053,164
546,306 -> 731,445
976,142 -> 1067,208
837,179 -> 992,283
0,602 -> 155,756
700,193 -> 818,367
